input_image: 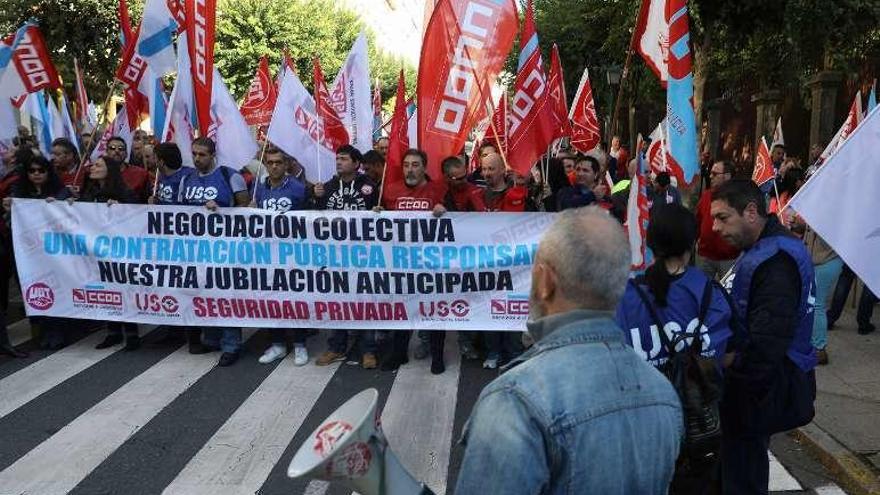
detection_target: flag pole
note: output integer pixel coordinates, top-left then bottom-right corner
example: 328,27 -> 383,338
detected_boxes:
251,138 -> 271,204
611,0 -> 648,149
72,79 -> 119,191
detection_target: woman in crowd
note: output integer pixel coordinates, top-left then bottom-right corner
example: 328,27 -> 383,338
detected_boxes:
4,155 -> 70,350
74,157 -> 140,351
616,204 -> 737,494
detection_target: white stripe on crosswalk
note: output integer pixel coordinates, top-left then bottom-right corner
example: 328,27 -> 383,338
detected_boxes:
303,479 -> 331,495
380,333 -> 461,495
162,341 -> 341,495
0,329 -> 142,420
0,329 -> 255,495
768,451 -> 802,491
814,484 -> 847,494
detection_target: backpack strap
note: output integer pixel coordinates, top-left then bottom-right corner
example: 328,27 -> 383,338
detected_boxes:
685,278 -> 714,356
630,276 -> 677,356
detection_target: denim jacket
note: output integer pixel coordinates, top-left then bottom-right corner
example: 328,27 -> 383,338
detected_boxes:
455,310 -> 683,495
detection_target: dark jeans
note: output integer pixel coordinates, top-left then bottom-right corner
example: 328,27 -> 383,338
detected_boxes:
107,322 -> 138,339
270,329 -> 307,345
828,264 -> 878,329
387,330 -> 443,359
485,331 -> 520,359
857,288 -> 879,329
328,329 -> 376,354
721,431 -> 770,495
827,264 -> 854,325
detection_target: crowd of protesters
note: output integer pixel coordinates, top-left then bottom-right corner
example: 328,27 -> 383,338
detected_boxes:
0,124 -> 872,495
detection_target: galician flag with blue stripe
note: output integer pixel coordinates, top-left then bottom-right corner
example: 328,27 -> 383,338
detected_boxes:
868,79 -> 877,114
664,0 -> 699,185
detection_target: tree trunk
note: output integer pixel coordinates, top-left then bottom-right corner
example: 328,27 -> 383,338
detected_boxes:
692,29 -> 712,152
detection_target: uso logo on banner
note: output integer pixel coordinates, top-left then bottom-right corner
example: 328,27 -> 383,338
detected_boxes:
26,283 -> 55,310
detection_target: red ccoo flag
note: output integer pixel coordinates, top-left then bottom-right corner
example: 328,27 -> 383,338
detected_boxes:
117,0 -> 146,131
506,0 -> 556,176
240,56 -> 278,127
312,58 -> 350,152
185,0 -> 217,134
73,58 -> 89,127
417,0 -> 518,179
383,70 -> 410,194
752,136 -> 774,186
482,92 -> 509,156
569,67 -> 601,153
547,44 -> 571,139
632,0 -> 669,87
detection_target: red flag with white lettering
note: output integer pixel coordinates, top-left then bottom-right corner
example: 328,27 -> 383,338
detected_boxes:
417,0 -> 518,179
0,24 -> 61,100
73,58 -> 90,129
752,136 -> 774,186
569,68 -> 601,153
312,58 -> 350,152
506,0 -> 556,176
482,93 -> 508,155
548,44 -> 571,139
632,0 -> 669,87
240,56 -> 277,126
185,0 -> 216,134
116,2 -> 146,131
384,70 -> 410,193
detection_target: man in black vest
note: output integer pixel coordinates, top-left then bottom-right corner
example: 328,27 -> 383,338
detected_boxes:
710,180 -> 817,495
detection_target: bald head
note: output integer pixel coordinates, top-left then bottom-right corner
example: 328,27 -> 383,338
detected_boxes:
530,207 -> 630,318
481,152 -> 506,188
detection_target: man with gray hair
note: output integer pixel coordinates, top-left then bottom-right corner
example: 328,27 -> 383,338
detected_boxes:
456,207 -> 683,494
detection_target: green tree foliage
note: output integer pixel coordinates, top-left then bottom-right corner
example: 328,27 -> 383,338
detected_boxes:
533,0 -> 880,115
0,0 -> 132,102
215,0 -> 416,100
1,0 -> 414,106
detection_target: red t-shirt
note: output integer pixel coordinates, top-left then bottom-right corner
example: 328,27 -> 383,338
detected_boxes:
445,182 -> 486,212
382,180 -> 447,211
696,189 -> 740,261
121,164 -> 150,203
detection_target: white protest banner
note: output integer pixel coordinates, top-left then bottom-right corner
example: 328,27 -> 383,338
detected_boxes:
13,201 -> 553,331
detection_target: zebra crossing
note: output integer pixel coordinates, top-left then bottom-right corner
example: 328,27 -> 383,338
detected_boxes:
0,322 -> 842,494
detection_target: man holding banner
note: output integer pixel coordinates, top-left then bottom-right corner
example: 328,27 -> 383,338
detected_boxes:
313,144 -> 380,369
253,148 -> 311,367
177,137 -> 249,366
380,148 -> 448,373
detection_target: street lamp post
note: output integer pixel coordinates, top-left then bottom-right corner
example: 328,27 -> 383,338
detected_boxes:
606,65 -> 622,148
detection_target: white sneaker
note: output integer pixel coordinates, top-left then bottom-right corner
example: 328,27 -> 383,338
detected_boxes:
293,345 -> 309,366
258,344 -> 287,364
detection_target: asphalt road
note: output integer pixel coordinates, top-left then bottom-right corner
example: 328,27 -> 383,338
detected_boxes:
0,319 -> 851,494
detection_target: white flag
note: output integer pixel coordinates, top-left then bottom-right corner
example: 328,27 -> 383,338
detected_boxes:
407,106 -> 418,148
0,97 -> 17,144
772,117 -> 784,148
161,36 -> 194,167
208,69 -> 259,171
59,94 -> 80,152
24,91 -> 51,156
329,32 -> 373,153
45,95 -> 70,145
267,69 -> 335,182
133,0 -> 180,76
633,0 -> 669,86
789,105 -> 880,296
90,107 -> 133,163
